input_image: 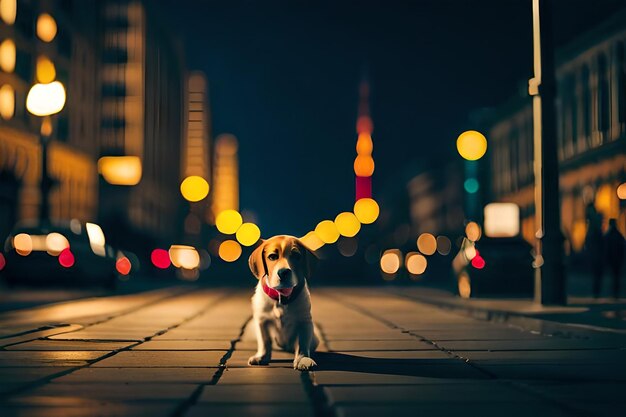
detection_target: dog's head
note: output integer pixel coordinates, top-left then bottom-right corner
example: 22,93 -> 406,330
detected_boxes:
248,235 -> 317,295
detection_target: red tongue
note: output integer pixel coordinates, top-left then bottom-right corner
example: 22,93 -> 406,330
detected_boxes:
278,287 -> 294,296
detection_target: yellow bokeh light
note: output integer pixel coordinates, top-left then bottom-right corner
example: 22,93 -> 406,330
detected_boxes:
334,212 -> 361,237
0,39 -> 16,72
405,252 -> 427,275
219,240 -> 242,262
353,198 -> 379,224
236,222 -> 261,246
380,249 -> 401,274
417,233 -> 437,255
456,130 -> 487,161
26,81 -> 66,116
216,209 -> 243,234
180,176 -> 209,202
98,156 -> 142,186
13,233 -> 32,256
36,13 -> 57,42
618,183 -> 626,200
0,84 -> 14,120
315,220 -> 340,244
465,222 -> 482,242
354,155 -> 375,177
356,133 -> 373,155
36,56 -> 56,83
300,231 -> 324,251
0,0 -> 16,25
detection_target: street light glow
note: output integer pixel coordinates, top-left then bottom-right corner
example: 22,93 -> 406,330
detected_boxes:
26,81 -> 66,116
334,212 -> 361,237
98,156 -> 142,186
36,13 -> 57,42
315,220 -> 340,244
219,240 -> 242,262
456,130 -> 487,161
380,249 -> 401,274
236,222 -> 261,246
215,209 -> 243,234
405,252 -> 427,275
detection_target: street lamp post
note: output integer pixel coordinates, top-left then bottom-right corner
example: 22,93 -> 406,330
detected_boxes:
530,0 -> 566,305
26,81 -> 66,225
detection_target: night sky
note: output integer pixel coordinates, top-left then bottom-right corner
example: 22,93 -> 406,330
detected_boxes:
161,0 -> 625,237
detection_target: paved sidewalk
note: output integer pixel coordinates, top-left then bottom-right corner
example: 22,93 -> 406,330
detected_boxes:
0,287 -> 625,416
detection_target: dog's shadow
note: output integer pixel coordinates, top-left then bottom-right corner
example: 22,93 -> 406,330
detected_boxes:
271,351 -> 486,379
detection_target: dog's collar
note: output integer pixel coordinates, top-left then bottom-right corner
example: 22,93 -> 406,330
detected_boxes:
262,277 -> 304,305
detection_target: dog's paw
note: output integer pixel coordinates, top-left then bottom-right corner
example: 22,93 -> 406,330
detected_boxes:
248,355 -> 270,366
294,356 -> 317,371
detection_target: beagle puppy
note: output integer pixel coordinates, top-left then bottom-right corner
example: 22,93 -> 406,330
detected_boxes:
248,235 -> 319,371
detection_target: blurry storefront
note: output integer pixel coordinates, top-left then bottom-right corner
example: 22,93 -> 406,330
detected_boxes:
486,9 -> 626,257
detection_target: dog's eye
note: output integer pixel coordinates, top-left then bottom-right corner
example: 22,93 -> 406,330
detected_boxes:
267,253 -> 278,261
290,252 -> 302,260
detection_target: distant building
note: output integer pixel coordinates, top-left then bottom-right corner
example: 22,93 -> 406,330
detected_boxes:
0,0 -> 100,239
98,0 -> 186,245
486,10 -> 626,253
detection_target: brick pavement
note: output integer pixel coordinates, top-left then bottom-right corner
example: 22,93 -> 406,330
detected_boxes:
0,287 -> 625,416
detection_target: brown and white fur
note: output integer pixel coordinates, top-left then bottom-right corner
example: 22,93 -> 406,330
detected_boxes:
248,235 -> 319,371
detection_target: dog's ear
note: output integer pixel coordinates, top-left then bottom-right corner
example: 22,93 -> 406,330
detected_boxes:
248,240 -> 266,280
297,240 -> 318,279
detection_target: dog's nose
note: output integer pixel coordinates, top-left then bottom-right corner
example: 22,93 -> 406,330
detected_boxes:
277,268 -> 292,280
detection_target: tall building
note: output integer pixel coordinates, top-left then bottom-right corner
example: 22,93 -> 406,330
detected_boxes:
0,0 -> 101,239
486,9 -> 626,253
98,0 -> 186,245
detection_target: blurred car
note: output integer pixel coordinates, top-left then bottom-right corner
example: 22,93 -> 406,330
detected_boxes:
0,220 -> 131,289
452,236 -> 534,297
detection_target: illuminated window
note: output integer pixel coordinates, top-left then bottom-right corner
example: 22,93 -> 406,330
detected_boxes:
0,84 -> 15,119
36,13 -> 57,42
0,0 -> 16,25
36,56 -> 56,83
0,39 -> 16,73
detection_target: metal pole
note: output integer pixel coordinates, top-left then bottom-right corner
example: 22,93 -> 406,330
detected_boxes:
531,0 -> 566,305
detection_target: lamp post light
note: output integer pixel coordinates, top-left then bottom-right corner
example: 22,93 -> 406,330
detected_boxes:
26,81 -> 66,224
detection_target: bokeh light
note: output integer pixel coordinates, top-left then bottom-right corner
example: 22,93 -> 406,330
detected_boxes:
436,236 -> 452,255
315,220 -> 340,244
337,237 -> 358,257
354,155 -> 375,177
471,253 -> 486,269
405,252 -> 427,275
98,156 -> 142,186
417,233 -> 437,255
0,253 -> 5,271
36,13 -> 57,42
353,198 -> 379,224
464,178 -> 479,194
0,0 -> 16,25
618,183 -> 626,200
0,39 -> 16,73
169,245 -> 200,269
300,231 -> 324,251
180,176 -> 209,202
219,240 -> 242,262
46,232 -> 69,256
334,212 -> 361,237
58,248 -> 75,268
13,233 -> 32,256
236,222 -> 261,246
465,221 -> 482,242
458,271 -> 471,299
456,130 -> 487,161
36,55 -> 56,83
0,84 -> 14,120
356,132 -> 373,155
216,209 -> 243,234
380,249 -> 402,274
151,249 -> 171,269
26,81 -> 65,116
116,257 -> 132,275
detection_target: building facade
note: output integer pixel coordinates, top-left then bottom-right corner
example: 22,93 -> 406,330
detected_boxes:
487,10 -> 626,253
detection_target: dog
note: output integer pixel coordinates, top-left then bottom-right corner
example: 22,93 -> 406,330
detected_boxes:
247,235 -> 319,371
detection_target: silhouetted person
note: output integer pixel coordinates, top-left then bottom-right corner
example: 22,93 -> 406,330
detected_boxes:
584,203 -> 604,298
604,219 -> 625,299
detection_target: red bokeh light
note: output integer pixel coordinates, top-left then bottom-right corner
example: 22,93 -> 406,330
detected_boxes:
471,255 -> 486,269
116,257 -> 131,275
0,253 -> 5,271
58,248 -> 75,268
151,249 -> 171,269
356,175 -> 372,200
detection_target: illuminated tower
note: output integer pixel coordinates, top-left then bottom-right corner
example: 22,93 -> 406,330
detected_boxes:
354,77 -> 374,201
210,134 -> 239,223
